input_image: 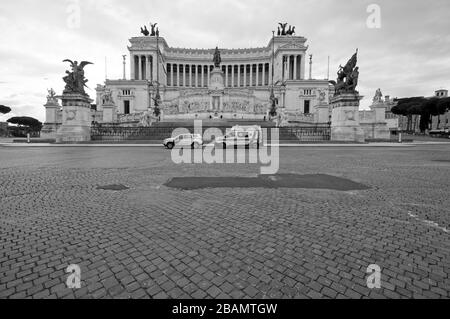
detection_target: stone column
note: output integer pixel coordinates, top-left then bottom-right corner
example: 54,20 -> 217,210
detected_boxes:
250,64 -> 253,86
230,65 -> 234,87
201,65 -> 204,87
177,64 -> 180,87
268,62 -> 272,87
130,55 -> 135,80
262,64 -> 265,86
138,56 -> 142,80
237,65 -> 241,87
330,93 -> 365,142
301,54 -> 306,80
146,56 -> 151,80
170,63 -> 174,86
256,64 -> 259,86
293,56 -> 298,80
56,93 -> 93,143
188,64 -> 191,87
195,65 -> 199,87
225,65 -> 228,88
244,65 -> 247,87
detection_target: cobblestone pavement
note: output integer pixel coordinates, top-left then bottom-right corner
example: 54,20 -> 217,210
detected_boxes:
0,145 -> 449,299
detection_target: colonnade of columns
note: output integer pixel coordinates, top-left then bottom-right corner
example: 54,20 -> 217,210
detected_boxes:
282,55 -> 302,81
165,63 -> 272,88
131,55 -> 155,81
131,55 -> 304,85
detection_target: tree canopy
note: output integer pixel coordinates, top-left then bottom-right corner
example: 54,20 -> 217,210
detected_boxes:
0,105 -> 11,114
7,117 -> 43,131
392,96 -> 450,131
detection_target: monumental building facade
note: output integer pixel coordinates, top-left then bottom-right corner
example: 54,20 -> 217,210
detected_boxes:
95,30 -> 332,124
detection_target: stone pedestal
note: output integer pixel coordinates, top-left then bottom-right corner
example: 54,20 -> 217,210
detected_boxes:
56,94 -> 92,143
330,93 -> 365,143
366,101 -> 390,139
370,102 -> 387,123
102,102 -> 116,123
209,67 -> 225,112
41,99 -> 61,139
315,103 -> 330,124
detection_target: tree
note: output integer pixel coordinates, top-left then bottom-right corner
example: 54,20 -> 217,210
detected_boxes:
7,117 -> 43,132
392,97 -> 425,132
392,96 -> 450,132
0,105 -> 11,114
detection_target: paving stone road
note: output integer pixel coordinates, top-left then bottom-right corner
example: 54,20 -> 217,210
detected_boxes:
0,145 -> 449,299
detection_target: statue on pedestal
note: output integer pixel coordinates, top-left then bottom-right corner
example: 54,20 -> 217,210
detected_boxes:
213,47 -> 221,68
62,59 -> 93,95
102,89 -> 114,105
329,50 -> 359,96
373,88 -> 383,103
46,88 -> 57,104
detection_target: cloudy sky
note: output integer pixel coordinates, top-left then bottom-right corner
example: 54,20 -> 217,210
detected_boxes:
1,0 -> 449,122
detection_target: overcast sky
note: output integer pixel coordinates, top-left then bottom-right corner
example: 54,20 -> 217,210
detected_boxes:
1,0 -> 449,122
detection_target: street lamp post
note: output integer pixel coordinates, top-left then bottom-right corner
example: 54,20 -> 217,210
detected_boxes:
154,30 -> 161,119
269,30 -> 277,117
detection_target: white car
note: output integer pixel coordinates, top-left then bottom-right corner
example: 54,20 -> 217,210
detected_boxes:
215,126 -> 262,149
163,134 -> 203,149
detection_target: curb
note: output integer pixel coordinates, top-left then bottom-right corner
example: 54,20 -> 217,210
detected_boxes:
0,143 -> 420,148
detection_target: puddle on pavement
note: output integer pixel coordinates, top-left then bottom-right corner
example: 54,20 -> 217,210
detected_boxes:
164,174 -> 370,191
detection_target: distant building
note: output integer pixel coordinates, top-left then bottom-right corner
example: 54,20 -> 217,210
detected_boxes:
431,89 -> 449,130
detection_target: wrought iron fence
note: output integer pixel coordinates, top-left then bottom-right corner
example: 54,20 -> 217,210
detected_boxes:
91,124 -> 331,142
91,126 -> 175,141
278,126 -> 331,142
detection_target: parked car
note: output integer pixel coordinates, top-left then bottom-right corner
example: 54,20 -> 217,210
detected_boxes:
215,125 -> 263,149
429,129 -> 450,138
163,134 -> 203,149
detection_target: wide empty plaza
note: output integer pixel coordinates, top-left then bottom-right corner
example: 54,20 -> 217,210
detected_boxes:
0,144 -> 449,299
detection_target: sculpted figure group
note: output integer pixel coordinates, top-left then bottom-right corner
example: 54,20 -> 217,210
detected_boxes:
62,59 -> 93,95
329,50 -> 360,96
277,23 -> 296,36
141,22 -> 159,37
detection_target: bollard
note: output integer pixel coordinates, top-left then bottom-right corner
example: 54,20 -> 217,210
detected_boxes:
398,132 -> 402,144
27,133 -> 31,144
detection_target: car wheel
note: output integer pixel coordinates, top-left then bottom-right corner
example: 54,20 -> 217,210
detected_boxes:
167,142 -> 174,150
